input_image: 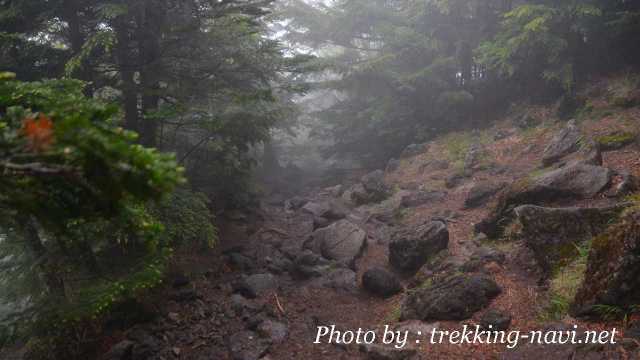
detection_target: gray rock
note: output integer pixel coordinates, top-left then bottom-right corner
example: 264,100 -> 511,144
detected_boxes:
464,182 -> 507,208
445,173 -> 465,189
234,274 -> 278,299
101,340 -> 134,360
461,247 -> 506,273
480,309 -> 512,331
362,267 -> 402,298
304,220 -> 367,266
302,200 -> 347,220
615,171 -> 638,196
285,196 -> 308,210
256,320 -> 288,344
542,121 -> 602,167
543,121 -> 581,162
227,331 -> 271,360
353,170 -> 391,204
389,221 -> 449,273
475,163 -> 613,239
400,191 -> 446,208
394,320 -> 439,335
571,209 -> 640,317
312,216 -> 332,230
229,252 -> 255,271
400,273 -> 501,321
171,287 -> 198,302
515,204 -> 627,275
291,250 -> 333,279
401,143 -> 428,158
127,329 -> 162,360
231,294 -> 264,316
359,343 -> 417,360
312,268 -> 358,293
463,143 -> 483,176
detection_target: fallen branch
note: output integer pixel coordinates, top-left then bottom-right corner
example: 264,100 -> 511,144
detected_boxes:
274,292 -> 285,316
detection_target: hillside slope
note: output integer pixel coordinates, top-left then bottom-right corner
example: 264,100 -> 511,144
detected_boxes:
94,74 -> 640,360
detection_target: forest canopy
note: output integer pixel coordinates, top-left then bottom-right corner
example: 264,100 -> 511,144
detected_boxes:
280,0 -> 640,165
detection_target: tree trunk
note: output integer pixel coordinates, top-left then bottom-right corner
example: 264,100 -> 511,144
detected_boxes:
114,18 -> 140,133
63,0 -> 93,95
137,1 -> 163,147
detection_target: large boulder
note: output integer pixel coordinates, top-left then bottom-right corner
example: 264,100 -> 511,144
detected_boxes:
351,170 -> 392,205
234,274 -> 278,299
303,220 -> 367,266
542,121 -> 602,167
302,200 -> 348,221
389,221 -> 449,273
464,181 -> 507,209
571,209 -> 640,317
514,204 -> 627,275
400,273 -> 501,321
536,163 -> 611,197
359,190 -> 411,224
542,121 -> 582,166
362,267 -> 402,298
475,163 -> 612,238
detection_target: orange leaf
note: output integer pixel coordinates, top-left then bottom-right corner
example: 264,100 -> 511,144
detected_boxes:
21,113 -> 55,152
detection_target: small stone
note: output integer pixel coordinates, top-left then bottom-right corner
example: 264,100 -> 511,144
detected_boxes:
167,312 -> 180,323
256,320 -> 288,344
480,309 -> 512,331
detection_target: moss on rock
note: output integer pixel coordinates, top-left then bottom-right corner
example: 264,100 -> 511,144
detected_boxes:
596,131 -> 636,151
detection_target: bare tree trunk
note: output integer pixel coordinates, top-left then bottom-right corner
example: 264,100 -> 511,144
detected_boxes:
114,18 -> 140,133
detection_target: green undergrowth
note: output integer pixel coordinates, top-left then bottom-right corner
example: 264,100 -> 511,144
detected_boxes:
607,73 -> 640,108
596,131 -> 636,149
440,130 -> 492,170
539,242 -> 590,321
383,304 -> 402,324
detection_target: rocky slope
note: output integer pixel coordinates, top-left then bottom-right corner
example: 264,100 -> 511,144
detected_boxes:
98,76 -> 640,360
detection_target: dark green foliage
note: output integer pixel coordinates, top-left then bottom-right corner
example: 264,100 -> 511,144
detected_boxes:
151,188 -> 218,249
0,74 -> 182,355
